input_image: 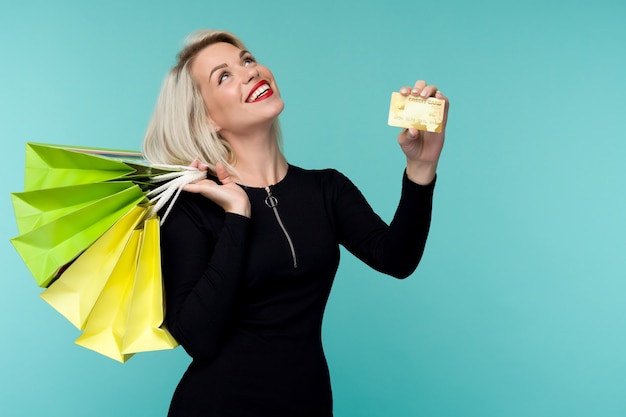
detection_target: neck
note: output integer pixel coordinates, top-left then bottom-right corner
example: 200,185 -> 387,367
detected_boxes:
222,127 -> 288,187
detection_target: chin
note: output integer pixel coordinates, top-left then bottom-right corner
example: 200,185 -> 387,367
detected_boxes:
265,97 -> 285,118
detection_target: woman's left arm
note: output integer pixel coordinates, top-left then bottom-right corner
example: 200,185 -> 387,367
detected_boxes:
397,81 -> 449,185
335,80 -> 448,278
335,168 -> 435,279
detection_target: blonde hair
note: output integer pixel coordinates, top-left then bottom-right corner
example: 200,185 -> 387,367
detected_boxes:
142,29 -> 282,171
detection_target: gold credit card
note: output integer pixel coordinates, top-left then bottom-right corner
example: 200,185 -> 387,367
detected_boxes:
387,92 -> 445,133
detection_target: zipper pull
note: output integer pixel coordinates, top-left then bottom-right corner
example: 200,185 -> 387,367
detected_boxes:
264,186 -> 279,208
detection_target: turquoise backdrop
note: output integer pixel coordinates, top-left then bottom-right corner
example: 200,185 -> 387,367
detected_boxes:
1,0 -> 625,416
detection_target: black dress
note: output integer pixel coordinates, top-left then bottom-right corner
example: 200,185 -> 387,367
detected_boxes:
160,165 -> 435,417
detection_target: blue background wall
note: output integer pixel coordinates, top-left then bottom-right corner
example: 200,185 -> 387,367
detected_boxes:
1,0 -> 625,416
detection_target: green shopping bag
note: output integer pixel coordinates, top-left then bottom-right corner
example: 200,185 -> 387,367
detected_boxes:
10,183 -> 145,287
11,182 -> 143,235
23,143 -> 147,191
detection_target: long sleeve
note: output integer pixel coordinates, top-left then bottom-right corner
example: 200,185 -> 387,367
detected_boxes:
160,192 -> 250,361
332,170 -> 435,278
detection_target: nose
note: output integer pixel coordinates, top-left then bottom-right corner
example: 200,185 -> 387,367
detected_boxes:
243,66 -> 259,84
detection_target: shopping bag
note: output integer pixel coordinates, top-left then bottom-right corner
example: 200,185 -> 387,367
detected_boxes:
23,143 -> 144,191
73,215 -> 178,362
11,143 -> 203,288
11,181 -> 144,235
122,215 -> 178,354
10,183 -> 145,287
74,229 -> 143,363
10,142 -> 205,361
40,205 -> 147,329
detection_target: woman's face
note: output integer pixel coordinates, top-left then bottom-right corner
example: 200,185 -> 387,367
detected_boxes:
190,42 -> 284,136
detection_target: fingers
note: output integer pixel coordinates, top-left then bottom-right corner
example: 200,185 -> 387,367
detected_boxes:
399,86 -> 412,96
406,128 -> 419,139
215,163 -> 234,185
412,80 -> 438,98
186,161 -> 234,188
183,180 -> 211,193
189,158 -> 209,171
399,80 -> 442,99
402,82 -> 450,128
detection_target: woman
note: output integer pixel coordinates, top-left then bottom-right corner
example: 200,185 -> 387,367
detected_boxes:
143,29 -> 448,417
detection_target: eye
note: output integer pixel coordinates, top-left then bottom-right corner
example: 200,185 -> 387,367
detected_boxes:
218,72 -> 230,84
243,55 -> 256,66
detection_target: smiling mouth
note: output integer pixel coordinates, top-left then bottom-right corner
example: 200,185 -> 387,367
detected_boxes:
246,81 -> 273,103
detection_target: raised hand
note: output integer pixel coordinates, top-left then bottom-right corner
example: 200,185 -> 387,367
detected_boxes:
397,80 -> 449,185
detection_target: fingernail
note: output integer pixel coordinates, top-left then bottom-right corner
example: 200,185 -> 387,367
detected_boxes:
400,87 -> 410,94
411,88 -> 420,95
420,89 -> 428,97
436,90 -> 444,96
408,129 -> 418,138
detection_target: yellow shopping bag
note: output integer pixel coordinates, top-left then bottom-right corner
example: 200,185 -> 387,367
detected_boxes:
74,230 -> 143,363
122,215 -> 178,354
40,205 -> 146,329
73,215 -> 178,362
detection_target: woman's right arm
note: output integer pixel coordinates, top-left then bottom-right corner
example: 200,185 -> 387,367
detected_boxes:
160,163 -> 251,361
160,196 -> 250,362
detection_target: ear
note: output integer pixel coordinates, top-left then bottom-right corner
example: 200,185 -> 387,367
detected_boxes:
208,117 -> 222,133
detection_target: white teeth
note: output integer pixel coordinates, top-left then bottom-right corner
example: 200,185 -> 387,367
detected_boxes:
248,84 -> 270,102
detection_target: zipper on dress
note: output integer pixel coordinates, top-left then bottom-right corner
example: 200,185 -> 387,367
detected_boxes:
264,186 -> 298,268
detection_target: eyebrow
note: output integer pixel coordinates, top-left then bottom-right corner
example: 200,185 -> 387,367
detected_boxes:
209,50 -> 252,81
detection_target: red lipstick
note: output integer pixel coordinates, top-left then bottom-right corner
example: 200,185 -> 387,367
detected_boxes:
246,80 -> 273,103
